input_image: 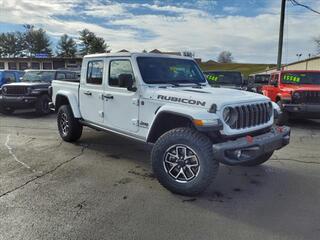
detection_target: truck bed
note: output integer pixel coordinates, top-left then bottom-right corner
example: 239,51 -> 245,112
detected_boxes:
51,80 -> 80,108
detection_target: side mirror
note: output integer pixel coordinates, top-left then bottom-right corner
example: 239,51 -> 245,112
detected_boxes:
119,74 -> 137,92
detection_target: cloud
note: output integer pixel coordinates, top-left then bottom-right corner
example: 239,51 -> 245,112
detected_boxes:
0,0 -> 319,63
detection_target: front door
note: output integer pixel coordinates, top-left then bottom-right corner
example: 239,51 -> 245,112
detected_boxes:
79,60 -> 105,124
103,58 -> 139,133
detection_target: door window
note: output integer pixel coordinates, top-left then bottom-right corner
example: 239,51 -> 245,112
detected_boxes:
4,72 -> 16,83
109,60 -> 134,88
87,61 -> 103,85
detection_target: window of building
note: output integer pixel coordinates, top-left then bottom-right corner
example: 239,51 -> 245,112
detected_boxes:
43,62 -> 53,70
8,62 -> 17,70
19,62 -> 28,70
87,61 -> 103,85
31,62 -> 40,69
53,61 -> 65,69
0,62 -> 4,69
109,60 -> 134,88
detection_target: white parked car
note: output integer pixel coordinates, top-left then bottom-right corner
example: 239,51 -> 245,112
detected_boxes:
51,52 -> 290,196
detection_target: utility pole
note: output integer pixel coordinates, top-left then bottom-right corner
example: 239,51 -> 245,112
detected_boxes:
277,0 -> 286,70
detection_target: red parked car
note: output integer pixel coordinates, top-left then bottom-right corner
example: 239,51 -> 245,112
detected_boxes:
262,70 -> 320,124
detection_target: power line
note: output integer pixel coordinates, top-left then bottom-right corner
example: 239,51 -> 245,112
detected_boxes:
289,0 -> 320,15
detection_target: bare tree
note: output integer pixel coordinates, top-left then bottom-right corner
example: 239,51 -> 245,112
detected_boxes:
217,51 -> 233,63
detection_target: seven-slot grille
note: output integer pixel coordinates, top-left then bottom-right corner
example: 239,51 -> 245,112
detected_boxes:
295,91 -> 320,104
228,102 -> 272,129
2,86 -> 28,95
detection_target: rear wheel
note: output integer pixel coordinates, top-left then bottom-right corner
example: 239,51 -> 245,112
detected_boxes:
35,94 -> 51,115
240,151 -> 274,166
152,128 -> 219,196
57,105 -> 83,142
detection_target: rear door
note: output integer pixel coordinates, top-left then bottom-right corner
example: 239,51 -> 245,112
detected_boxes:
79,59 -> 105,124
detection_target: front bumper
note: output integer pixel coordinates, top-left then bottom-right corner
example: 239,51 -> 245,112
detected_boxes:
283,103 -> 320,118
212,126 -> 290,165
0,95 -> 38,109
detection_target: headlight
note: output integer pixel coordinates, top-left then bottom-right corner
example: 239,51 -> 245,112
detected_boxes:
293,92 -> 300,99
223,107 -> 238,125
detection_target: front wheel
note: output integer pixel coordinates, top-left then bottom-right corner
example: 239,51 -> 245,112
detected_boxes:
35,94 -> 51,115
151,128 -> 219,196
0,106 -> 15,114
276,100 -> 289,125
239,151 -> 274,167
57,105 -> 83,142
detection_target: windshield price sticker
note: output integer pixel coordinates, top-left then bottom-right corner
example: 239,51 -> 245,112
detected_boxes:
283,75 -> 301,83
207,75 -> 219,81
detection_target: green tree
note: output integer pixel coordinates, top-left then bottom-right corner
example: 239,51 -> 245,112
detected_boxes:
0,32 -> 25,57
24,26 -> 52,56
79,29 -> 109,55
56,34 -> 77,57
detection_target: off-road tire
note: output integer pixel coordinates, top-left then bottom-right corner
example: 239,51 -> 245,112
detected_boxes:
35,94 -> 51,115
240,151 -> 274,167
0,106 -> 15,114
151,127 -> 219,196
276,100 -> 289,126
57,105 -> 83,142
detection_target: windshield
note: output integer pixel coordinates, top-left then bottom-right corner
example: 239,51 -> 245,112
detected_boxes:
205,71 -> 243,85
255,74 -> 270,84
281,72 -> 320,85
22,71 -> 55,82
137,57 -> 206,85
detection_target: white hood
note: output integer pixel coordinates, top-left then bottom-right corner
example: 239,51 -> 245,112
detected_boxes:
143,85 -> 270,110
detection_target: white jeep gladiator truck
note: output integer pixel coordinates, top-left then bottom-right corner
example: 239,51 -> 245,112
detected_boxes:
51,53 -> 290,196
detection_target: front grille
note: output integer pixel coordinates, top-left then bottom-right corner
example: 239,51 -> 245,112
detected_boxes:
294,91 -> 320,104
3,86 -> 28,95
228,102 -> 272,129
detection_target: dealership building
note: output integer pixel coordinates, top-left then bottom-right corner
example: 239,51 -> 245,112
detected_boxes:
0,57 -> 82,71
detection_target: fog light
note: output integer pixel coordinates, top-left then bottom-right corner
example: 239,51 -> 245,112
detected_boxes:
235,150 -> 242,159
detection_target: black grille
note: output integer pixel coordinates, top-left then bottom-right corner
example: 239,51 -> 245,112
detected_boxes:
3,86 -> 28,95
294,91 -> 320,104
229,102 -> 272,129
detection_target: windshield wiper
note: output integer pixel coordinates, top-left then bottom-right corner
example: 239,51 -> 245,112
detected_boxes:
178,80 -> 205,87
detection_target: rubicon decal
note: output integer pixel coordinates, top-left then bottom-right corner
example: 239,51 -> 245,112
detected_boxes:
157,95 -> 206,106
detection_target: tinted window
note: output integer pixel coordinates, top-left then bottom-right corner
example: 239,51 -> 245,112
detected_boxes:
254,74 -> 270,84
23,71 -> 56,82
66,72 -> 76,79
109,60 -> 134,87
0,62 -> 4,69
205,71 -> 242,85
19,62 -> 28,70
87,61 -> 103,85
137,57 -> 205,84
4,72 -> 16,83
281,72 -> 320,85
56,72 -> 66,80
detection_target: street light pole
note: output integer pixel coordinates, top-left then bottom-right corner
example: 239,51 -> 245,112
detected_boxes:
277,0 -> 286,70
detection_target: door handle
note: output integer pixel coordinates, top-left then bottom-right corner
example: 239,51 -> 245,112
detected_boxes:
83,91 -> 92,96
103,94 -> 114,99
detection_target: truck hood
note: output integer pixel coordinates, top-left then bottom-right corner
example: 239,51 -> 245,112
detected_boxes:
145,86 -> 269,110
2,82 -> 50,88
281,84 -> 320,92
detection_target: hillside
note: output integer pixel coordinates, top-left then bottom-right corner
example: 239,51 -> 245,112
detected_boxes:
199,62 -> 276,77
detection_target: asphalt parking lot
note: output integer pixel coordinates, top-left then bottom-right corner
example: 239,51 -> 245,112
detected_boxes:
0,112 -> 320,240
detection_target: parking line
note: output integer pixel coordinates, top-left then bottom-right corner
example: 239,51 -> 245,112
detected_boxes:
5,134 -> 33,170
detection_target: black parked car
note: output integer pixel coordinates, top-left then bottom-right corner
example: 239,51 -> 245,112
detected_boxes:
0,70 -> 78,115
247,73 -> 270,93
203,70 -> 247,90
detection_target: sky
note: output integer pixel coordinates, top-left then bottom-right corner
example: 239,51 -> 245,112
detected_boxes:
0,0 -> 319,63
